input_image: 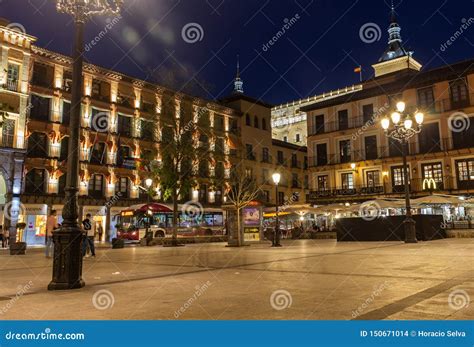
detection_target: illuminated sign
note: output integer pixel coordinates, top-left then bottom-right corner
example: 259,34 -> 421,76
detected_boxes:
422,178 -> 437,191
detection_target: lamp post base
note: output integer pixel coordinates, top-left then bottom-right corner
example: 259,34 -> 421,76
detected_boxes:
48,226 -> 85,291
404,217 -> 418,244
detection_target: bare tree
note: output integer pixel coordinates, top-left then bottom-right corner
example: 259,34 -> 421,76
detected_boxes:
225,167 -> 263,246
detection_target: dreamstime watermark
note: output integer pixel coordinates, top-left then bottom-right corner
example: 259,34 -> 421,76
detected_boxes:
270,289 -> 292,311
85,15 -> 122,52
2,201 -> 26,221
352,281 -> 389,318
448,289 -> 470,310
181,23 -> 204,44
352,103 -> 390,141
359,23 -> 382,44
92,289 -> 115,310
440,18 -> 474,52
174,281 -> 212,318
262,14 -> 301,52
99,192 -> 123,215
6,22 -> 26,34
181,201 -> 204,220
359,201 -> 382,221
448,111 -> 471,133
0,281 -> 33,315
91,111 -> 110,132
4,328 -> 85,341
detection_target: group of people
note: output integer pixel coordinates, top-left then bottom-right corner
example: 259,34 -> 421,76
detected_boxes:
0,225 -> 9,248
45,210 -> 103,259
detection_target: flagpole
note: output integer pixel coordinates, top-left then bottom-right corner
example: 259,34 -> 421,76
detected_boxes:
359,66 -> 362,82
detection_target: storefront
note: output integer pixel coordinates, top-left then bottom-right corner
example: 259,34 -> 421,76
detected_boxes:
21,204 -> 48,246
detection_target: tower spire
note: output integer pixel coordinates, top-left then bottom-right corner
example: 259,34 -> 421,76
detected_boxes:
378,1 -> 411,62
233,55 -> 244,94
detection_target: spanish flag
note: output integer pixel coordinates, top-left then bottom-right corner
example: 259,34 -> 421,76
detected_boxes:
354,66 -> 362,73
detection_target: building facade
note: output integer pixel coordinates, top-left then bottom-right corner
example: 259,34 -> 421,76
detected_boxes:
0,19 -> 309,244
305,10 -> 474,205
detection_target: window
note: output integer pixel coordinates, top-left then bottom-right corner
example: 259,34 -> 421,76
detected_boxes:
27,132 -> 48,158
117,114 -> 132,137
1,119 -> 15,147
59,137 -> 69,161
90,142 -> 106,164
115,177 -> 130,196
277,150 -> 284,165
92,79 -> 101,98
291,153 -> 298,168
304,156 -> 308,169
451,116 -> 474,149
364,136 -> 378,160
62,101 -> 71,124
316,143 -> 328,166
117,146 -> 131,166
338,110 -> 349,130
292,173 -> 299,188
318,175 -> 328,191
365,170 -> 380,188
263,190 -> 270,203
419,123 -> 441,153
246,144 -> 255,160
58,174 -> 67,195
456,159 -> 474,189
6,63 -> 19,91
215,138 -> 225,155
417,87 -> 435,112
63,71 -> 72,92
292,192 -> 300,202
199,160 -> 209,178
215,115 -> 224,131
341,173 -> 354,190
262,118 -> 267,130
245,114 -> 251,126
89,175 -> 104,198
450,79 -> 470,108
262,148 -> 270,163
283,136 -> 288,142
254,116 -> 259,129
245,168 -> 253,179
304,175 -> 309,189
339,139 -> 351,163
295,133 -> 301,143
391,165 -> 409,193
141,120 -> 154,141
199,185 -> 208,204
422,163 -> 443,190
31,62 -> 52,88
313,115 -> 325,134
30,95 -> 51,121
215,162 -> 225,179
25,169 -> 46,194
362,104 -> 373,123
388,137 -> 404,157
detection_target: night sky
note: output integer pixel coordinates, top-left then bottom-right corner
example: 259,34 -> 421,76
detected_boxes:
2,0 -> 473,105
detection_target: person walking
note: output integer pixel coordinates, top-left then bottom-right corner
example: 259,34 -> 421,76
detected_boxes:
82,214 -> 96,258
45,210 -> 59,258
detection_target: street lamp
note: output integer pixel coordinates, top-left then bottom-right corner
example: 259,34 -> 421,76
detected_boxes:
381,101 -> 424,243
272,172 -> 282,247
145,178 -> 153,243
49,0 -> 122,291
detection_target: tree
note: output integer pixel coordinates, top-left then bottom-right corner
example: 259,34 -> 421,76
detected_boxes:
148,93 -> 211,246
225,166 -> 263,246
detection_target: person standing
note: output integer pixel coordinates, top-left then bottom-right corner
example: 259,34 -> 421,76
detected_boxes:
97,223 -> 104,243
82,214 -> 96,258
45,210 -> 59,258
3,227 -> 9,248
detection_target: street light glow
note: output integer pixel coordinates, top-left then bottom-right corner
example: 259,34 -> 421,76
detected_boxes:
272,172 -> 281,185
396,101 -> 406,113
391,112 -> 401,124
415,112 -> 424,125
145,178 -> 153,188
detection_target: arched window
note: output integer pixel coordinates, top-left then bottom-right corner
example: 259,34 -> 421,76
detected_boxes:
245,114 -> 251,126
262,118 -> 267,130
254,116 -> 259,129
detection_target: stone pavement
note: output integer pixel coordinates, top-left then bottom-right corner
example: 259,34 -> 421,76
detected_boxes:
0,239 -> 472,320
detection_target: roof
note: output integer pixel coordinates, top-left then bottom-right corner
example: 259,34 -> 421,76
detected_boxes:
219,93 -> 274,109
301,58 -> 474,112
272,139 -> 307,152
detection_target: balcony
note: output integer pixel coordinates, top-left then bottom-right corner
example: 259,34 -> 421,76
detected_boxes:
3,79 -> 19,92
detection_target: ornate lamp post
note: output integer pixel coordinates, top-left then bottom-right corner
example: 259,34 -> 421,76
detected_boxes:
49,0 -> 122,291
145,178 -> 153,240
272,172 -> 282,247
381,101 -> 424,244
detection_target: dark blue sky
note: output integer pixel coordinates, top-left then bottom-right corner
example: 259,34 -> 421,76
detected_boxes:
2,0 -> 473,105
